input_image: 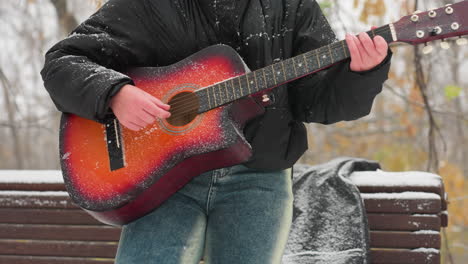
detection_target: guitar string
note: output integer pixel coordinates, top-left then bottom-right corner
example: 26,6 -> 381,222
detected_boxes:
166,27 -> 391,110
161,27 -> 392,119
166,27 -> 391,111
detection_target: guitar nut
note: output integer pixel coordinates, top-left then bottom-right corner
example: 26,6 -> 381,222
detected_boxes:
411,14 -> 419,22
451,22 -> 460,31
428,10 -> 437,18
434,26 -> 442,35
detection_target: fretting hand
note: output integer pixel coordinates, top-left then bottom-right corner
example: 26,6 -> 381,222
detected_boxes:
345,27 -> 388,72
109,84 -> 171,131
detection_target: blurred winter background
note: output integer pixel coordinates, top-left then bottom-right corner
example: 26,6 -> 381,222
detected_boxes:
0,0 -> 466,262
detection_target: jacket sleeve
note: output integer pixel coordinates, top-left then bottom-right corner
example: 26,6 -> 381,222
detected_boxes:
40,0 -> 157,123
288,0 -> 392,124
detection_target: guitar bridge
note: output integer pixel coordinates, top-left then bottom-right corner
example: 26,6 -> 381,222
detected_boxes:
104,118 -> 126,171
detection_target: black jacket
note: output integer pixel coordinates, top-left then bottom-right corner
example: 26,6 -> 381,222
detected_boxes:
41,0 -> 391,170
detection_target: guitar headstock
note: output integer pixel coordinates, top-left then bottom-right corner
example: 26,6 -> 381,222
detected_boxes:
392,1 -> 468,46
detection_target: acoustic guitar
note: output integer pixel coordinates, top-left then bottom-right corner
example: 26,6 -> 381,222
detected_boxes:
59,2 -> 467,226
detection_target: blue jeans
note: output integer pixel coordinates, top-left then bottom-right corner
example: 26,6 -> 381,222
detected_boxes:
115,164 -> 293,264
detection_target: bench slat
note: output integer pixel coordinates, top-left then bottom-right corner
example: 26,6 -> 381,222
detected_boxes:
357,185 -> 443,196
0,183 -> 66,192
370,231 -> 440,249
0,195 -> 77,209
0,194 -> 442,213
370,248 -> 440,264
0,239 -> 117,258
0,209 -> 101,225
0,255 -> 113,264
367,214 -> 441,231
0,224 -> 121,241
363,198 -> 441,213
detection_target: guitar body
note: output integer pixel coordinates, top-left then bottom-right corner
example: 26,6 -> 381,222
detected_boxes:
60,45 -> 264,226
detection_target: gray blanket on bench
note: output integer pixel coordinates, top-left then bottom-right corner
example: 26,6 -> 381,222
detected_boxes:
282,158 -> 380,264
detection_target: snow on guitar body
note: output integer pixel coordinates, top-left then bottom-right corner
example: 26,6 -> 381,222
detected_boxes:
59,2 -> 467,226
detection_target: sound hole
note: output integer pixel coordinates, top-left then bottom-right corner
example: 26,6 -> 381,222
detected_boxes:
166,91 -> 200,127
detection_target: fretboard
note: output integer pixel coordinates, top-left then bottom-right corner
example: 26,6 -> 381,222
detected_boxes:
196,24 -> 394,113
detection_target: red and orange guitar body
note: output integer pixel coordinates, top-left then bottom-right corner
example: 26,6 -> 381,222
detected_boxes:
60,45 -> 264,226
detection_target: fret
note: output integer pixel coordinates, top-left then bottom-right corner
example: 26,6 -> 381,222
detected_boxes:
270,65 -> 277,85
371,29 -> 376,38
341,40 -> 348,58
272,63 -> 284,84
291,57 -> 298,77
238,77 -> 243,97
295,56 -> 307,76
226,78 -> 235,102
331,42 -> 345,62
240,75 -> 250,96
223,82 -> 229,102
328,44 -> 334,63
254,71 -> 261,92
212,86 -> 218,106
262,68 -> 267,89
302,53 -> 309,72
282,59 -> 297,80
204,89 -> 211,109
217,84 -> 224,104
315,49 -> 321,68
246,73 -> 252,94
318,47 -> 332,67
280,61 -> 287,81
231,78 -> 240,97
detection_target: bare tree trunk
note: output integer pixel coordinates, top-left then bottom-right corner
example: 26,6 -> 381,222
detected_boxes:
0,68 -> 23,169
449,45 -> 468,178
413,0 -> 444,173
50,0 -> 79,36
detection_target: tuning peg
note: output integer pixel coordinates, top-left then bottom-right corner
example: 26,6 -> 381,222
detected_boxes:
422,44 -> 433,54
440,40 -> 450,50
456,37 -> 467,46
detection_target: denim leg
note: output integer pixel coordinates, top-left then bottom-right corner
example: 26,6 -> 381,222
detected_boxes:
115,190 -> 207,264
203,166 -> 293,264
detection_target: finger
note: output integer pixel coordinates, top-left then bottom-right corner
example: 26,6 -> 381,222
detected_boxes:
358,32 -> 378,58
346,33 -> 362,69
149,96 -> 170,110
122,121 -> 142,131
373,35 -> 388,57
371,26 -> 378,30
138,109 -> 157,124
128,116 -> 146,128
143,101 -> 171,119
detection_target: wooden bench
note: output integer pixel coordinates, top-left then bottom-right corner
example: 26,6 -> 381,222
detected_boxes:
0,169 -> 448,264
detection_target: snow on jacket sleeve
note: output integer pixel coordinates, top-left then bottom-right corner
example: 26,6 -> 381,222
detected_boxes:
41,0 -> 157,123
288,0 -> 392,124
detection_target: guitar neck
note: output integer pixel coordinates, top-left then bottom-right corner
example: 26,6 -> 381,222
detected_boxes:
196,24 -> 395,113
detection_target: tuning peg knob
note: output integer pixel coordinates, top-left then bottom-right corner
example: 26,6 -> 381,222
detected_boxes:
457,37 -> 467,46
440,41 -> 450,50
445,6 -> 454,15
422,44 -> 433,54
